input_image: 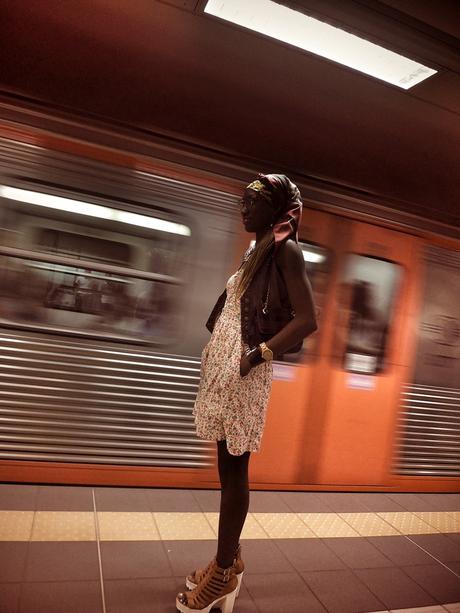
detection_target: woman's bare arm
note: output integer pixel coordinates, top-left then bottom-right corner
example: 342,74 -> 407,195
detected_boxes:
266,239 -> 317,357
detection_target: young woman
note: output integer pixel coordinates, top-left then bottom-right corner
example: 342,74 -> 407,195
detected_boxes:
176,174 -> 318,613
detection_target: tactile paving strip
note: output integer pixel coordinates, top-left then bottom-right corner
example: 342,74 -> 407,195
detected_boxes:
1,510 -> 459,541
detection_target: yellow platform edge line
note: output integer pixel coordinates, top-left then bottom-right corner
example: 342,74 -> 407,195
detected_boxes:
0,510 -> 459,541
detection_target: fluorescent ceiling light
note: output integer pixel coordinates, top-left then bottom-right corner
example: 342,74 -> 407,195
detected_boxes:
0,186 -> 191,237
204,0 -> 437,89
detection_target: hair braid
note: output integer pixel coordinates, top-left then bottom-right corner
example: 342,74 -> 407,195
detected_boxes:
235,231 -> 274,299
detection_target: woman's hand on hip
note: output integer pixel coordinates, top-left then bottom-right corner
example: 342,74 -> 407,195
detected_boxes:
240,353 -> 252,377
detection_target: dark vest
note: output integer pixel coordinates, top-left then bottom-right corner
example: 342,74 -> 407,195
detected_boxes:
205,251 -> 302,354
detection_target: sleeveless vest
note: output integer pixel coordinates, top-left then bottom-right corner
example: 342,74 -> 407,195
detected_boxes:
205,251 -> 302,354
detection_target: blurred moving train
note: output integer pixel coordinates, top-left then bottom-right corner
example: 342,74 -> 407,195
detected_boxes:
0,117 -> 458,492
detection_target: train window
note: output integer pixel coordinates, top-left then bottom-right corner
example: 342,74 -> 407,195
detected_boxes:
0,194 -> 189,344
341,254 -> 402,374
37,229 -> 132,266
0,253 -> 182,344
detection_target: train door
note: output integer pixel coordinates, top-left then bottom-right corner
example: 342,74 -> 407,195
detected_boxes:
303,220 -> 420,486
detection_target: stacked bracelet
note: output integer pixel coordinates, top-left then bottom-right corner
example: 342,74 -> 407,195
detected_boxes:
245,346 -> 264,367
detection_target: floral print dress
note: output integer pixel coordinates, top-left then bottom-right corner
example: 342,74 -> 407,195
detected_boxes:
193,267 -> 273,456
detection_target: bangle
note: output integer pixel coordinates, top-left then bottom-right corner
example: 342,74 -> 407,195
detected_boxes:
245,346 -> 264,367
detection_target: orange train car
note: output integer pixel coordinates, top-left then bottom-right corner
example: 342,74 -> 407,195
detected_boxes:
0,115 -> 458,493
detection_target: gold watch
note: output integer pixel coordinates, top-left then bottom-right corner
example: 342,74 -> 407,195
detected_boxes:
259,342 -> 274,361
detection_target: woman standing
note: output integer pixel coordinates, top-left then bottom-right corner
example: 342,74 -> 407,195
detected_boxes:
176,174 -> 317,613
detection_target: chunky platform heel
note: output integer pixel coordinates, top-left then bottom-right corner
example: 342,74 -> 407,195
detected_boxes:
176,559 -> 238,613
186,544 -> 244,597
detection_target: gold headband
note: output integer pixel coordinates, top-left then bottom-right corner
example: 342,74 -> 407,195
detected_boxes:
246,179 -> 267,192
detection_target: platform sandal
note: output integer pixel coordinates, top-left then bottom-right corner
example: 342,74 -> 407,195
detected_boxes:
185,543 -> 245,597
176,558 -> 238,613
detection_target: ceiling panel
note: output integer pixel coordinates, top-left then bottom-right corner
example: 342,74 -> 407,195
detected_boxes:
0,0 -> 459,226
378,0 -> 460,39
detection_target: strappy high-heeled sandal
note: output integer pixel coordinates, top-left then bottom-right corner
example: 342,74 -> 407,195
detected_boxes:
176,558 -> 238,613
185,543 -> 245,597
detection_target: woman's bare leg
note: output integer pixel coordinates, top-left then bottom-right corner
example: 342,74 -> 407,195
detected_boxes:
216,439 -> 250,568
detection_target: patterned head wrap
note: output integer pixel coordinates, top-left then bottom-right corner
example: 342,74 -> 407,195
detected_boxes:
247,173 -> 303,250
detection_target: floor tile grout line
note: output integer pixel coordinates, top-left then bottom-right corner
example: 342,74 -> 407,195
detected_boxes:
402,533 -> 460,580
15,510 -> 33,613
337,510 -> 397,538
266,541 -> 340,613
201,508 -> 219,537
411,510 -> 460,532
247,511 -> 270,538
257,521 -> 333,613
150,509 -> 177,584
348,564 -> 421,613
290,491 -> 335,514
361,492 -> 408,515
299,510 -> 361,538
29,506 -> 37,543
190,488 -> 212,514
343,508 -> 435,539
17,495 -> 40,611
315,507 -> 460,586
267,522 -> 448,613
376,510 -> 442,536
281,532 -> 391,613
92,488 -> 107,613
308,564 -> 389,613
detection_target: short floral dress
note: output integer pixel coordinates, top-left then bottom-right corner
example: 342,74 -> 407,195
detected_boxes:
193,267 -> 273,456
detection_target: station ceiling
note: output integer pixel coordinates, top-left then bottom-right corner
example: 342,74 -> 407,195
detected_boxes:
1,0 -> 460,227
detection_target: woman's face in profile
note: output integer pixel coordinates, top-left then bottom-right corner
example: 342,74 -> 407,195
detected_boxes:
240,188 -> 274,233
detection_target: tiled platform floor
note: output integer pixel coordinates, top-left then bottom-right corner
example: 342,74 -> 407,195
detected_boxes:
0,485 -> 459,613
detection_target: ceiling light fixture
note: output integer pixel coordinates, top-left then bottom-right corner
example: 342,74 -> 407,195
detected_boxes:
204,0 -> 437,89
0,186 -> 191,236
